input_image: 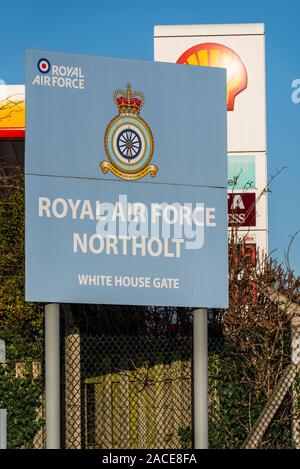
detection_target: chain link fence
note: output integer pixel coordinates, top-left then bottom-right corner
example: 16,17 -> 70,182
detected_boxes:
1,326 -> 299,449
61,328 -> 299,449
71,335 -> 192,450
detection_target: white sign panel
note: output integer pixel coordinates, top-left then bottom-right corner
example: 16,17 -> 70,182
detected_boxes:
229,230 -> 268,257
154,23 -> 266,153
155,24 -> 268,254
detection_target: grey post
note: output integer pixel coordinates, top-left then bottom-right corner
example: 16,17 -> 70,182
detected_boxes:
0,339 -> 7,449
0,339 -> 5,364
193,309 -> 208,449
0,409 -> 7,449
45,303 -> 60,449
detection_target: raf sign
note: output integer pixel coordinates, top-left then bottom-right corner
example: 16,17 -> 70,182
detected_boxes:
25,49 -> 228,308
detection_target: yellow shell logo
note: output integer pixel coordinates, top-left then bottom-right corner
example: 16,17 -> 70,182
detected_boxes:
177,43 -> 248,111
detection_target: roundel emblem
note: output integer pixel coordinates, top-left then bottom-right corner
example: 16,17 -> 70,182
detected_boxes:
100,83 -> 157,181
37,58 -> 51,74
117,128 -> 142,160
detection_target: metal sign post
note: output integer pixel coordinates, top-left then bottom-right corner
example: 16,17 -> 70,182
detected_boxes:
0,409 -> 7,449
0,339 -> 7,449
193,309 -> 208,449
45,303 -> 60,449
0,339 -> 5,363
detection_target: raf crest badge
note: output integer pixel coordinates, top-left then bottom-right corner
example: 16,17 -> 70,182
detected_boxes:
100,83 -> 158,180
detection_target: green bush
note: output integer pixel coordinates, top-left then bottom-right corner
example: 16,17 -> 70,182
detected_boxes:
0,172 -> 44,446
0,364 -> 43,448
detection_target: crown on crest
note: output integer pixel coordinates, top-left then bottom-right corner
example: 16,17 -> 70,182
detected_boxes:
113,83 -> 144,116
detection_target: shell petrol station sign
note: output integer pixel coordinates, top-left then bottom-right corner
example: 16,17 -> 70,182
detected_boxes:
154,23 -> 268,257
0,85 -> 25,138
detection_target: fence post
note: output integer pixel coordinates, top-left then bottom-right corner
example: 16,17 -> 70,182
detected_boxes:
193,309 -> 208,449
45,303 -> 60,449
0,339 -> 7,449
0,409 -> 7,449
291,313 -> 300,448
64,307 -> 81,449
0,339 -> 5,364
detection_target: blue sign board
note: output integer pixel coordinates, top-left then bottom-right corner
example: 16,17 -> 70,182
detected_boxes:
25,49 -> 228,308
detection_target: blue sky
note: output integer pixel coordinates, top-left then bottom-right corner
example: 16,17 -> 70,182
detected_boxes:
1,0 -> 300,273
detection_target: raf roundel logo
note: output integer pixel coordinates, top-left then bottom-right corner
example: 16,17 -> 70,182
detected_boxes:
100,83 -> 158,180
37,58 -> 51,74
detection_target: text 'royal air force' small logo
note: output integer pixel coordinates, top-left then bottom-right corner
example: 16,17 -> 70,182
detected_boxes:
100,83 -> 158,181
37,58 -> 51,74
